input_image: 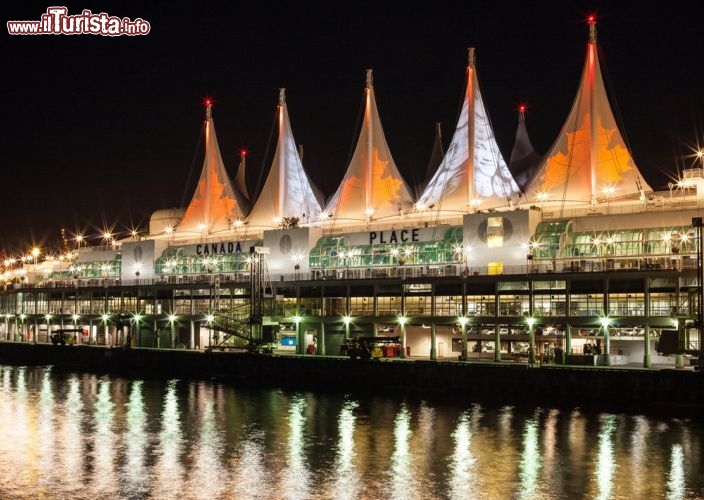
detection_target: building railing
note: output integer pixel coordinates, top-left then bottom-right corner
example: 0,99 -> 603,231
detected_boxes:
3,254 -> 696,292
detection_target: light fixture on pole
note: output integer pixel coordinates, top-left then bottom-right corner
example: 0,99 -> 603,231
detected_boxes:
398,315 -> 408,358
692,217 -> 704,370
600,316 -> 611,366
31,247 -> 40,281
526,316 -> 536,365
293,314 -> 302,354
342,314 -> 352,341
458,316 -> 468,361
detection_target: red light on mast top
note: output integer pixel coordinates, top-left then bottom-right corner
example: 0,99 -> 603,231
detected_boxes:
240,149 -> 248,157
518,104 -> 527,113
204,98 -> 213,107
587,14 -> 596,25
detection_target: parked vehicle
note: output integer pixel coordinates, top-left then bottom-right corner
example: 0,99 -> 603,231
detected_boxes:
50,329 -> 82,346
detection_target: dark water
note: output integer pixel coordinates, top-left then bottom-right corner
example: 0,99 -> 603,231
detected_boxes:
0,365 -> 702,500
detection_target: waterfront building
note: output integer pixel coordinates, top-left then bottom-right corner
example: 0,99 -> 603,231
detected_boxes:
1,19 -> 701,368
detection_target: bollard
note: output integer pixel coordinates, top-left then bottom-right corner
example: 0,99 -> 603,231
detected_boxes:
675,354 -> 684,369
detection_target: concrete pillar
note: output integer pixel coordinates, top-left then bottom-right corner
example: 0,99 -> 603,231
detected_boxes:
565,282 -> 572,364
528,281 -> 535,365
319,320 -> 326,356
643,278 -> 652,368
602,322 -> 611,366
460,322 -> 467,361
461,281 -> 468,361
494,285 -> 501,362
345,285 -> 351,321
400,322 -> 407,359
675,354 -> 684,369
430,289 -> 437,360
189,319 -> 195,349
430,323 -> 437,361
461,282 -> 467,318
296,320 -> 304,355
602,278 -> 611,366
528,322 -> 535,365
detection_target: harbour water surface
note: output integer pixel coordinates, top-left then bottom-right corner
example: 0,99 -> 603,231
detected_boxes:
0,365 -> 702,499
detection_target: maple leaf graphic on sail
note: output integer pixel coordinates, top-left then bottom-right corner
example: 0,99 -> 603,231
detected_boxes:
335,148 -> 405,216
179,154 -> 238,232
537,111 -> 635,202
368,148 -> 405,211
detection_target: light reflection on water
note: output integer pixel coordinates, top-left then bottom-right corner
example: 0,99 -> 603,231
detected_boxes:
153,379 -> 185,499
0,365 -> 702,500
282,394 -> 309,499
332,399 -> 359,500
123,380 -> 147,497
595,414 -> 617,500
518,412 -> 541,500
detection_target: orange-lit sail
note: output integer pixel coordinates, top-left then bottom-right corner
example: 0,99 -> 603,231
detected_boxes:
176,103 -> 246,235
525,19 -> 652,205
324,70 -> 414,223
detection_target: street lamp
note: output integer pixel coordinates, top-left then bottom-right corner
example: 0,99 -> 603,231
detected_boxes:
526,317 -> 536,365
293,314 -> 302,354
458,316 -> 468,361
44,314 -> 52,344
19,314 -> 26,342
291,253 -> 302,280
342,314 -> 352,342
167,313 -> 177,348
205,313 -> 215,350
3,314 -> 10,341
692,217 -> 704,368
600,316 -> 611,366
398,315 -> 408,358
31,247 -> 40,282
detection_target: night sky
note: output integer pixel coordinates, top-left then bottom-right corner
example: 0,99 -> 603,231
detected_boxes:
2,1 -> 703,253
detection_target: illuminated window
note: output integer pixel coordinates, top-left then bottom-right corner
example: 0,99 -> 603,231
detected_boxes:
487,217 -> 504,248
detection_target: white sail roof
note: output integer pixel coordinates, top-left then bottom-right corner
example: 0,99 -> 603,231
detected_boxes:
524,19 -> 652,206
416,49 -> 520,214
235,149 -> 250,201
416,122 -> 445,198
246,89 -> 323,229
324,70 -> 415,224
175,102 -> 246,236
509,106 -> 542,193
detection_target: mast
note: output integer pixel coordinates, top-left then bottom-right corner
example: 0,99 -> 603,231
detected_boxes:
588,16 -> 598,205
467,48 -> 476,210
204,99 -> 213,230
365,69 -> 373,219
278,88 -> 286,221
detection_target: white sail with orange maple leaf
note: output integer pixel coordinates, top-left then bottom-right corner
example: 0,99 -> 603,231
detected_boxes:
324,69 -> 415,224
524,17 -> 652,206
176,101 -> 246,236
